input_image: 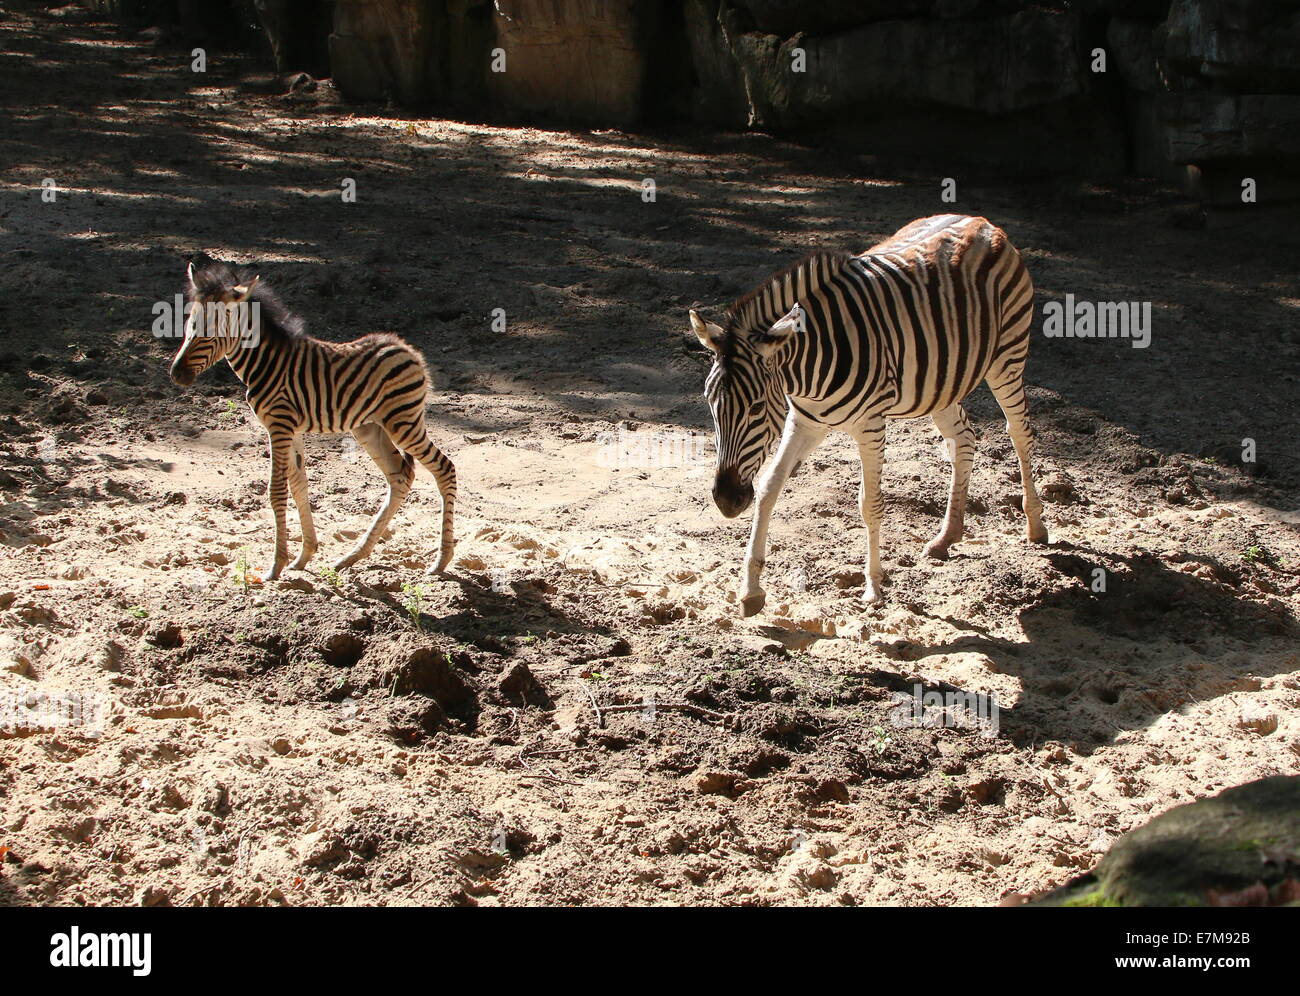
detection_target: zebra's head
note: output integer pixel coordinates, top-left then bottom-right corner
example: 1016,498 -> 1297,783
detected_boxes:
170,261 -> 260,387
690,303 -> 802,518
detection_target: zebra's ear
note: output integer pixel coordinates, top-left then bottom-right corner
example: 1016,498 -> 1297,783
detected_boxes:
757,303 -> 803,356
689,309 -> 726,353
186,261 -> 196,289
231,275 -> 260,302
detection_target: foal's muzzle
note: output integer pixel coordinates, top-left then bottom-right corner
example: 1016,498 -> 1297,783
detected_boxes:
713,466 -> 754,518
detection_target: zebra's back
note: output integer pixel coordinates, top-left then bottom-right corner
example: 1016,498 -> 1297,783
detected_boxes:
846,214 -> 1034,420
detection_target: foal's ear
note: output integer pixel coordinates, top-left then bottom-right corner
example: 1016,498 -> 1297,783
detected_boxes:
689,309 -> 726,353
755,303 -> 804,356
231,275 -> 260,302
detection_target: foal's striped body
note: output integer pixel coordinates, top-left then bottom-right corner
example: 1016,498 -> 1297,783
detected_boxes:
692,215 -> 1046,614
170,261 -> 455,579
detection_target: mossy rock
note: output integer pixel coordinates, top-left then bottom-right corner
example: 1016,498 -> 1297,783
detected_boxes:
1031,776 -> 1300,907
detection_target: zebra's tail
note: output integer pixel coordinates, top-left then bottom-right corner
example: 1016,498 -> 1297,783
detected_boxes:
991,232 -> 1036,377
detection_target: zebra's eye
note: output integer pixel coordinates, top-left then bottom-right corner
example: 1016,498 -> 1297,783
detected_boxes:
748,400 -> 766,418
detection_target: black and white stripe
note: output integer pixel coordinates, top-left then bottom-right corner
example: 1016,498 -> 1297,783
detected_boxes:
691,214 -> 1046,615
170,260 -> 455,580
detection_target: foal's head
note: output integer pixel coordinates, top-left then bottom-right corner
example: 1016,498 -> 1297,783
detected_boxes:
169,260 -> 261,386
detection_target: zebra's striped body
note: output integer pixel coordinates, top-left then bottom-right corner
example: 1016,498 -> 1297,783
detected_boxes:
170,261 -> 456,580
691,214 -> 1046,615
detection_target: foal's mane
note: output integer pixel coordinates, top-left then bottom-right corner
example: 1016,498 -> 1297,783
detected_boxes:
185,258 -> 306,341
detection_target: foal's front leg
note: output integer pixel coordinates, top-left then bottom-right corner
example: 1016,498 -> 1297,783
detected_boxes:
738,414 -> 827,616
265,427 -> 295,581
286,435 -> 318,571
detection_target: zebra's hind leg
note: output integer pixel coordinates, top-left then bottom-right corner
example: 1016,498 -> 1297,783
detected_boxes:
739,412 -> 827,616
852,415 -> 887,604
988,378 -> 1048,544
332,422 -> 415,571
923,403 -> 976,561
286,436 -> 319,571
383,419 -> 457,573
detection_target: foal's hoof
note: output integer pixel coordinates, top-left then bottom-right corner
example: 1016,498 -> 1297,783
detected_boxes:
923,540 -> 951,561
1028,526 -> 1049,544
740,592 -> 766,617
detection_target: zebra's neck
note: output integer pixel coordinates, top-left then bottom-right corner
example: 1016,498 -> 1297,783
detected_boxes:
731,252 -> 851,338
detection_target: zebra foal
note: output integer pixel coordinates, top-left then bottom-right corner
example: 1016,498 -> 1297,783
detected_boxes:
169,260 -> 456,580
690,214 -> 1047,615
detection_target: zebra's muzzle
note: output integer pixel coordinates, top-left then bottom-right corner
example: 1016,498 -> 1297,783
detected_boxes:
713,467 -> 754,518
170,360 -> 196,387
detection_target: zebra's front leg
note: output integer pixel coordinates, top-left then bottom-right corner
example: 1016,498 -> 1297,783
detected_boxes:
265,429 -> 295,581
854,417 -> 887,604
286,436 -> 319,571
333,423 -> 414,571
924,403 -> 975,561
738,415 -> 827,617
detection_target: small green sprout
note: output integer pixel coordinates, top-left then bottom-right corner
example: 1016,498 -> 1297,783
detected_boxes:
870,725 -> 892,754
233,547 -> 254,593
401,582 -> 426,630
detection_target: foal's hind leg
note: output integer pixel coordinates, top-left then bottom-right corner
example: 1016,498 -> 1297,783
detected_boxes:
381,416 -> 456,573
332,422 -> 415,571
924,403 -> 976,560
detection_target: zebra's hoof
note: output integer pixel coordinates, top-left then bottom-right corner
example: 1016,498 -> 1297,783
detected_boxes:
1028,526 -> 1049,544
864,581 -> 884,605
740,592 -> 766,617
429,548 -> 454,574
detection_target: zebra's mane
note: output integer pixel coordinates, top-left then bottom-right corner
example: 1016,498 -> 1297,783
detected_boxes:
185,258 -> 306,341
725,250 -> 853,331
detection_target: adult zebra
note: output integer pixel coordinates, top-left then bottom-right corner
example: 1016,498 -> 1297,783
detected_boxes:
690,214 -> 1047,616
169,260 -> 456,580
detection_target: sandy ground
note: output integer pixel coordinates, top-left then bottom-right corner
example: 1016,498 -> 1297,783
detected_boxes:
1,2 -> 1298,906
